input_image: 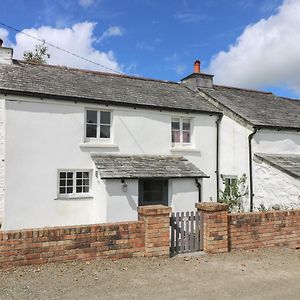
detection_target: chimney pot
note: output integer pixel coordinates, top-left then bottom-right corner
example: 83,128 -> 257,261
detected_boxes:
194,60 -> 200,73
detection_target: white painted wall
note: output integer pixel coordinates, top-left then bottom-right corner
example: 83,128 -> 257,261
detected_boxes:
253,158 -> 300,209
0,98 -> 5,224
2,95 -> 217,230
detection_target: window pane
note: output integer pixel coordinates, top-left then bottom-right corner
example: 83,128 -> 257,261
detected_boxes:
76,186 -> 83,193
100,125 -> 110,138
86,124 -> 97,138
100,111 -> 110,125
83,172 -> 89,178
182,131 -> 190,143
182,119 -> 190,130
67,179 -> 73,186
83,179 -> 89,185
67,187 -> 73,194
59,187 -> 66,194
86,110 -> 97,124
59,180 -> 66,186
171,118 -> 180,130
67,172 -> 73,179
60,172 -> 66,179
172,130 -> 180,143
76,172 -> 82,179
76,179 -> 82,185
83,186 -> 89,193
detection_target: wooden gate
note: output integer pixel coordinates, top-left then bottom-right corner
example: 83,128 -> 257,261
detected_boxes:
170,211 -> 203,256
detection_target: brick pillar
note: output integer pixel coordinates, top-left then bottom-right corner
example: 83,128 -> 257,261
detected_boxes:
196,202 -> 229,254
138,205 -> 172,257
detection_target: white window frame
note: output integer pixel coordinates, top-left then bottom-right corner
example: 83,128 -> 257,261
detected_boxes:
171,117 -> 192,147
85,109 -> 112,143
57,169 -> 91,199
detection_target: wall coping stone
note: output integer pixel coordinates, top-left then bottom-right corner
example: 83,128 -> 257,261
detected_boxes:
196,202 -> 229,212
138,205 -> 172,216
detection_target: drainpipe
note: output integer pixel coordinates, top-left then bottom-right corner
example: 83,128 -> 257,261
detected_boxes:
216,114 -> 223,202
195,178 -> 202,202
248,128 -> 258,212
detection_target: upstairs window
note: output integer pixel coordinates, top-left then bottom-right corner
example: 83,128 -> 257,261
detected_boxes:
86,110 -> 111,140
171,117 -> 191,146
58,170 -> 90,198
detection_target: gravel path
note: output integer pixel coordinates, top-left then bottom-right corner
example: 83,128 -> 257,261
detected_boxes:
1,248 -> 300,300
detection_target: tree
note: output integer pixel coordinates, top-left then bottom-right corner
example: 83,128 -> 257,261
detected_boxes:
23,43 -> 50,64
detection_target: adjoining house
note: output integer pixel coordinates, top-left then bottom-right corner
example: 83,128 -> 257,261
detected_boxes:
181,61 -> 300,211
0,46 -> 221,230
0,45 -> 299,230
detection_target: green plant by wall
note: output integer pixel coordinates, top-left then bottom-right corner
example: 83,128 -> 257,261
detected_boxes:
219,174 -> 248,212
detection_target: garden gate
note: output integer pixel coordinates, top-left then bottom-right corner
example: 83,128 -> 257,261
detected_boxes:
170,211 -> 203,256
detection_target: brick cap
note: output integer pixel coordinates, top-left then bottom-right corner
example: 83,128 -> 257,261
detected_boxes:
138,205 -> 172,216
196,202 -> 228,212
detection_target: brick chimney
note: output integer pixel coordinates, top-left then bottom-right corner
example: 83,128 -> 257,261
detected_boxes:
0,40 -> 13,65
181,60 -> 213,90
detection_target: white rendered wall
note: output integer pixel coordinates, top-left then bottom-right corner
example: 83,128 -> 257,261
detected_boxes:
0,99 -> 4,224
2,95 -> 217,230
253,159 -> 300,209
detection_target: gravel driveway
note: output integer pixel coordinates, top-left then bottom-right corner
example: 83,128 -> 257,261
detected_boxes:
1,248 -> 300,300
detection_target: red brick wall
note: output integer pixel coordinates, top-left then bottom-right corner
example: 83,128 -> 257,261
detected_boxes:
228,210 -> 300,251
0,221 -> 145,268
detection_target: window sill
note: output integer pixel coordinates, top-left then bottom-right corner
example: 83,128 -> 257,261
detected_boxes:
54,196 -> 93,201
79,143 -> 119,149
171,147 -> 200,153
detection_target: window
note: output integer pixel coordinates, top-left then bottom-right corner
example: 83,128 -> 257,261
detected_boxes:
171,117 -> 191,145
86,110 -> 111,140
58,170 -> 90,198
222,175 -> 238,196
138,179 -> 168,206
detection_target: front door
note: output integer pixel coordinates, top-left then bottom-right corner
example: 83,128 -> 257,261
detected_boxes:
138,179 -> 168,206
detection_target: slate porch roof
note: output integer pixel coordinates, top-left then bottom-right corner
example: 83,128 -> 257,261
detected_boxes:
92,155 -> 209,179
200,85 -> 300,129
0,60 -> 221,114
255,153 -> 300,178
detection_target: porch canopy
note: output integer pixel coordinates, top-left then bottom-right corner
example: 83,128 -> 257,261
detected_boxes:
92,154 -> 209,179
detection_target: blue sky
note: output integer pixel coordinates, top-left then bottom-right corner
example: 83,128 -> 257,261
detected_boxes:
0,0 -> 300,98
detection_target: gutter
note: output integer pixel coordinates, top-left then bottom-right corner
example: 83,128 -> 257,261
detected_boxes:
195,178 -> 202,202
216,114 -> 223,201
248,128 -> 258,212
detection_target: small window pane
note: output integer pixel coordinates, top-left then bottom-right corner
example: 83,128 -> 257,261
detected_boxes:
76,179 -> 82,185
83,186 -> 89,193
172,130 -> 180,143
67,172 -> 73,179
83,172 -> 89,178
59,187 -> 66,194
100,111 -> 110,125
171,119 -> 180,130
182,131 -> 190,143
182,119 -> 190,130
67,179 -> 73,186
67,187 -> 73,194
86,124 -> 97,138
83,179 -> 89,185
60,180 -> 66,186
76,172 -> 82,179
87,110 -> 97,124
76,186 -> 83,193
100,125 -> 110,138
60,172 -> 66,179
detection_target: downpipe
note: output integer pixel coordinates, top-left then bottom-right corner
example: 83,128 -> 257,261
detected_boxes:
248,128 -> 258,212
195,178 -> 202,202
216,114 -> 223,201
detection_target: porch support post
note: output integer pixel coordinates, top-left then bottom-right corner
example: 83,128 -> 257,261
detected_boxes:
196,202 -> 229,254
138,205 -> 172,257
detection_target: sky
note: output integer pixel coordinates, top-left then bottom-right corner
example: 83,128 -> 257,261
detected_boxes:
0,0 -> 300,99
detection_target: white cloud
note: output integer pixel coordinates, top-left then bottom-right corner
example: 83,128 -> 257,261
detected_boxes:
97,26 -> 124,43
11,22 -> 121,73
78,0 -> 95,8
174,12 -> 207,23
208,0 -> 300,94
0,28 -> 12,47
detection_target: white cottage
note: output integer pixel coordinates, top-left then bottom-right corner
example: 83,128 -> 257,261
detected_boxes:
182,63 -> 300,211
0,47 -> 221,230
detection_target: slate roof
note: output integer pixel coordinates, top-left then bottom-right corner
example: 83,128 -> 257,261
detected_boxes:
255,153 -> 300,178
0,60 -> 220,114
92,155 -> 209,179
200,85 -> 300,129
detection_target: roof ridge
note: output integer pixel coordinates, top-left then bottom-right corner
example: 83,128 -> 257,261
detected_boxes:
14,59 -> 179,85
214,84 -> 273,95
